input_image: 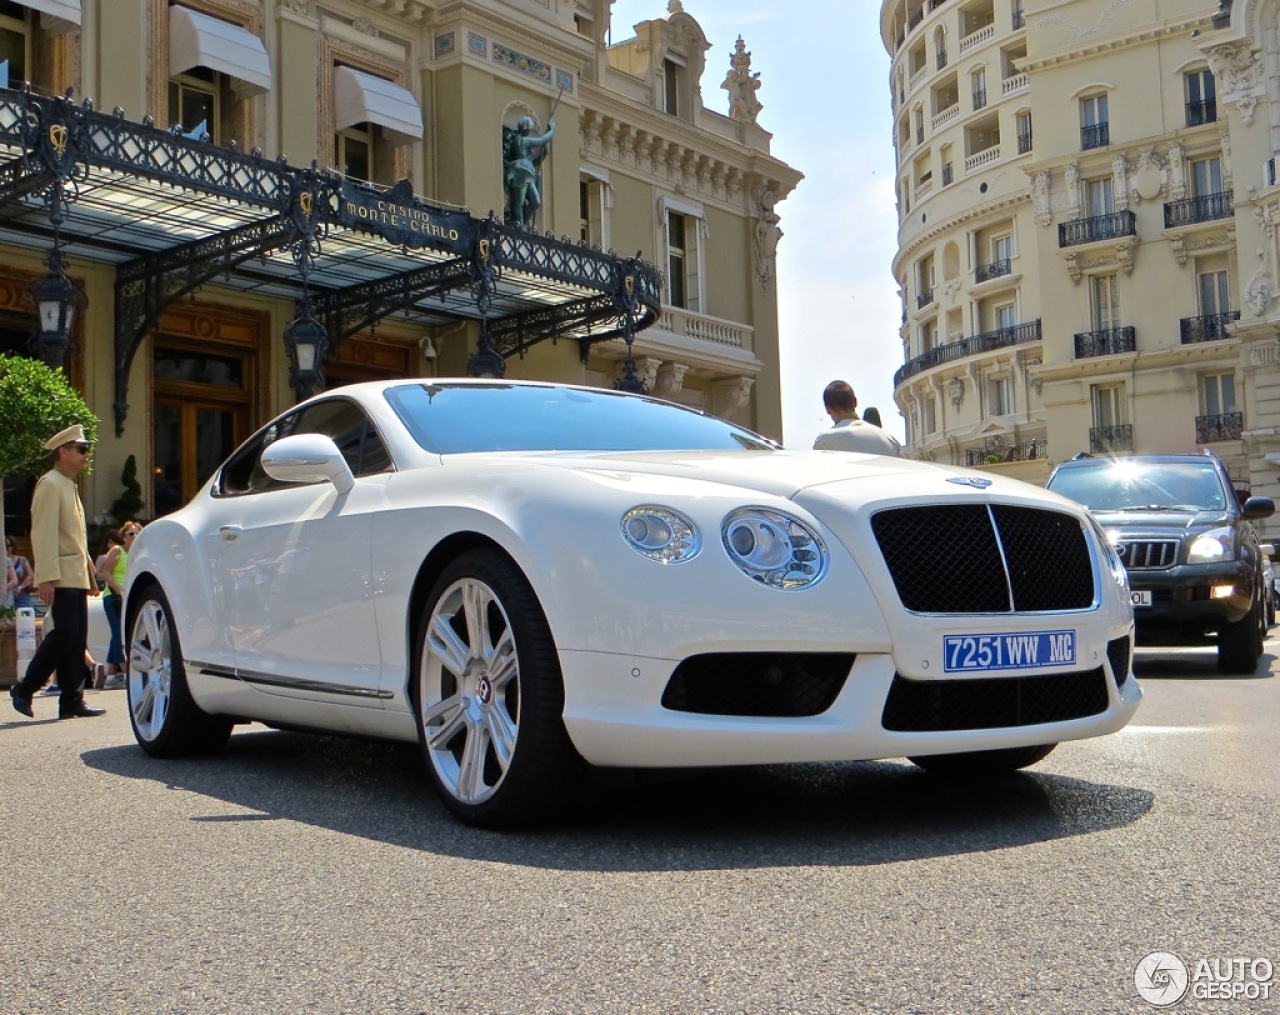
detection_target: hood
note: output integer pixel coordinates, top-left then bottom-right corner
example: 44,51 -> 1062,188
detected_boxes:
1090,509 -> 1228,532
475,449 -> 1059,505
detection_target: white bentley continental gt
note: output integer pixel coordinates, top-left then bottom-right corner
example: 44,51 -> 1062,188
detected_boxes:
123,380 -> 1141,827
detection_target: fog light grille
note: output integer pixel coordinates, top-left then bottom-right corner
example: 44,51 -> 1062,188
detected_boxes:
881,668 -> 1109,731
662,653 -> 854,717
1106,636 -> 1132,689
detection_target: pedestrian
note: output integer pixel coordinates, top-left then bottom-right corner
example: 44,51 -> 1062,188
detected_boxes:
95,522 -> 139,690
862,406 -> 883,428
9,424 -> 106,720
5,536 -> 35,609
813,380 -> 902,456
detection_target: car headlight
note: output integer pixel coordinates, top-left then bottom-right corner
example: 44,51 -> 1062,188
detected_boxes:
620,506 -> 701,563
1188,527 -> 1233,563
721,507 -> 828,590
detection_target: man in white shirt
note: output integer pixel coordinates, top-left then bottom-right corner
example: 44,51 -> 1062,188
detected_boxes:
812,380 -> 902,456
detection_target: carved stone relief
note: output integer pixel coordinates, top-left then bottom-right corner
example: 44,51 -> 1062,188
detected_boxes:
710,376 -> 754,417
1205,41 -> 1264,126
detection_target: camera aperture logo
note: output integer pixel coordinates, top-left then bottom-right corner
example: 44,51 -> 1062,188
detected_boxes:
1136,951 -> 1275,1007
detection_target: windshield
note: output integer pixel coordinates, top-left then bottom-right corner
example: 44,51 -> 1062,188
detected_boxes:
384,382 -> 777,454
1048,460 -> 1228,512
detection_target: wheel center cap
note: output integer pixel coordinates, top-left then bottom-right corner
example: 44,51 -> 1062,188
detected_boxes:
476,675 -> 493,705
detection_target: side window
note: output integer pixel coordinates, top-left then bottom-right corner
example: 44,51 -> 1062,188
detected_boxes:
216,400 -> 391,496
218,412 -> 304,496
292,399 -> 392,477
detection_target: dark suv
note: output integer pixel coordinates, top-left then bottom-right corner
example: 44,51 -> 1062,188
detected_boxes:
1046,453 -> 1275,673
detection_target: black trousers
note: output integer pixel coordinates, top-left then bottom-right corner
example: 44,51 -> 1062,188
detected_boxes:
15,588 -> 89,712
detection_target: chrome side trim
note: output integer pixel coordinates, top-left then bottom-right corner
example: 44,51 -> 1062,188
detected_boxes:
188,661 -> 394,700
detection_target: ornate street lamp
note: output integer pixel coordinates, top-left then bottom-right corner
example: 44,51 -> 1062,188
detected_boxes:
29,246 -> 78,369
285,295 -> 328,401
466,324 -> 506,378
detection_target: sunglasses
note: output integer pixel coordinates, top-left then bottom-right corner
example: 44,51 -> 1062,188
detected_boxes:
64,443 -> 91,454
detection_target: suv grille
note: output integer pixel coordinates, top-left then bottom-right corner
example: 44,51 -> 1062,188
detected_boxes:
881,668 -> 1110,731
870,505 -> 1095,613
1117,540 -> 1179,569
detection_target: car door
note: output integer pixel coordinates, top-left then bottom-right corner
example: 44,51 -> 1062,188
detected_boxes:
211,398 -> 391,705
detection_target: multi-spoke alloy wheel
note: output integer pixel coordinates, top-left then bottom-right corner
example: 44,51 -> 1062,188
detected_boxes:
126,585 -> 232,757
417,550 -> 583,827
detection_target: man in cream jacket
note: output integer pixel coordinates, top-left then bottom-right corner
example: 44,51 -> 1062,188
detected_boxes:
9,424 -> 105,720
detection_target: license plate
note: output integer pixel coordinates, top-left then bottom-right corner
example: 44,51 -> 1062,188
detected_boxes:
943,630 -> 1077,673
1130,590 -> 1153,607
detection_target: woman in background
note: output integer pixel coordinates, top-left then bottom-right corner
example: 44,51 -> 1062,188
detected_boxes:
96,523 -> 140,690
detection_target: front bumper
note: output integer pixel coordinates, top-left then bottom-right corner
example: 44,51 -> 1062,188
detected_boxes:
1127,559 -> 1255,634
559,643 -> 1142,768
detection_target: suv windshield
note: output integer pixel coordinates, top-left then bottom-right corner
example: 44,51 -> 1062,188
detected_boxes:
1048,460 -> 1228,513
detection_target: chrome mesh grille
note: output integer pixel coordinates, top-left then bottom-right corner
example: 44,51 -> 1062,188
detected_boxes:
870,505 -> 1095,614
1117,540 -> 1179,570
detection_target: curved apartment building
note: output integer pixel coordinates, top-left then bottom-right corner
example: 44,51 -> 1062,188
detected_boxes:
881,0 -> 1280,510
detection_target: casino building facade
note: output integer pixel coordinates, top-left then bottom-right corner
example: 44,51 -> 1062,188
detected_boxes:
0,0 -> 800,535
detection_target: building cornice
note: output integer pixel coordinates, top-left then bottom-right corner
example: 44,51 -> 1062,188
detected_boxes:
1018,15 -> 1210,72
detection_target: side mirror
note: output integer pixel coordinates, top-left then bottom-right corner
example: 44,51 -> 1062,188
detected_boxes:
1243,496 -> 1276,521
260,433 -> 355,495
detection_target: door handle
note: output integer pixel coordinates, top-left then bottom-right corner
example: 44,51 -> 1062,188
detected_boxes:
219,525 -> 243,541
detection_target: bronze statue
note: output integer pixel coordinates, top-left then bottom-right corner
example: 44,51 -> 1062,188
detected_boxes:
502,116 -> 555,228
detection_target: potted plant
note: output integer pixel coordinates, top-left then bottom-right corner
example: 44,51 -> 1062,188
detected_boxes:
0,604 -> 16,688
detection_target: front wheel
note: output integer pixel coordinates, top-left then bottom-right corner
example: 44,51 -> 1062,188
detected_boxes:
1218,594 -> 1262,674
415,550 -> 585,828
908,743 -> 1057,775
127,585 -> 232,757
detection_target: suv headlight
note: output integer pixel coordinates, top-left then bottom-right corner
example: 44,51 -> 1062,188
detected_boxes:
1188,526 -> 1233,563
721,507 -> 828,590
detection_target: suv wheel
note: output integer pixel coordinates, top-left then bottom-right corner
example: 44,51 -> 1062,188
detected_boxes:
1218,593 -> 1263,675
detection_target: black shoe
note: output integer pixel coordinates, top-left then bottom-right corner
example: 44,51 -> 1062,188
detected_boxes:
58,702 -> 106,720
10,688 -> 34,718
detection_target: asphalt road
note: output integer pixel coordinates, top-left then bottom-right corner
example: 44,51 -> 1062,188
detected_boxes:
1,639 -> 1276,1015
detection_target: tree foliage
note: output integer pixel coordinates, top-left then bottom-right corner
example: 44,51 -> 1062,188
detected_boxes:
0,353 -> 97,478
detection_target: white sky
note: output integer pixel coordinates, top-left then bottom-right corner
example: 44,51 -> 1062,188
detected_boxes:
607,1 -> 902,445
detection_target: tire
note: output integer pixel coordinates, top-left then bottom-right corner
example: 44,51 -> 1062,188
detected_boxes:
415,549 -> 585,828
1218,593 -> 1263,675
127,585 -> 232,757
908,743 -> 1057,775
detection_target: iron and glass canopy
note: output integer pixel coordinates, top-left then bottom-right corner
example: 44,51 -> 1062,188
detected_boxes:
0,86 -> 662,433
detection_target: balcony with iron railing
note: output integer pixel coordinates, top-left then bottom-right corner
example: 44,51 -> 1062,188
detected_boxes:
1269,158 -> 1277,188
937,49 -> 948,70
1196,412 -> 1243,443
1058,210 -> 1136,248
1180,310 -> 1239,344
895,319 -> 1041,386
1186,99 -> 1216,126
1164,190 -> 1233,228
917,288 -> 935,309
1090,424 -> 1133,454
965,439 -> 1045,467
1016,129 -> 1032,154
1074,326 -> 1136,359
974,258 -> 1011,284
1080,122 -> 1109,150
1012,8 -> 1025,29
941,162 -> 953,186
973,89 -> 987,110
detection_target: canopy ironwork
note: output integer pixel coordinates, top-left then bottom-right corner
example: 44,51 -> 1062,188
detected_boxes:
0,86 -> 661,433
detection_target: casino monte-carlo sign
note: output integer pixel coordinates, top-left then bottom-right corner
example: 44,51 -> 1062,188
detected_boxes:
338,181 -> 475,255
